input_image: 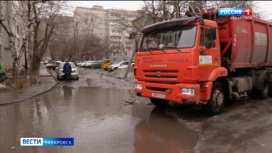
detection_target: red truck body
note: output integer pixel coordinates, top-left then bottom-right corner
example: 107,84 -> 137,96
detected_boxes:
134,10 -> 272,114
218,16 -> 272,71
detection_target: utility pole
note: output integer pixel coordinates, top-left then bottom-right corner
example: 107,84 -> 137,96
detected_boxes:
174,0 -> 178,18
123,12 -> 147,80
163,0 -> 166,20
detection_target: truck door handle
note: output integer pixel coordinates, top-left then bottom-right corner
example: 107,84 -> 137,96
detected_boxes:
215,57 -> 219,60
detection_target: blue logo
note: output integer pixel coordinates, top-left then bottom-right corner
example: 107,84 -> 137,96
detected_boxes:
218,8 -> 244,16
21,138 -> 74,146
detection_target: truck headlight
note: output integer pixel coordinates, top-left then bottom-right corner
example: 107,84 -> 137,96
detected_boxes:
135,84 -> 142,90
181,88 -> 195,95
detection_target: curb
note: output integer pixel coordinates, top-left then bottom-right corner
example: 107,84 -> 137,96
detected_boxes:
0,67 -> 60,106
38,75 -> 52,77
0,81 -> 60,106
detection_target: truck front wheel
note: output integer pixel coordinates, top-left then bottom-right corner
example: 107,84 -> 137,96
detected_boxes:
208,82 -> 226,115
150,98 -> 169,108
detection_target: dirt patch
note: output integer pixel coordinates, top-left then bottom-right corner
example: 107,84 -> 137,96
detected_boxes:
0,78 -> 30,92
105,68 -> 135,81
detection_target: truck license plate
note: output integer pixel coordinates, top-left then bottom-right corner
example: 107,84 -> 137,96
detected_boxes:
152,93 -> 165,99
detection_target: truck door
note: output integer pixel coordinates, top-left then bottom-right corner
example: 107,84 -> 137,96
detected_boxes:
199,27 -> 220,81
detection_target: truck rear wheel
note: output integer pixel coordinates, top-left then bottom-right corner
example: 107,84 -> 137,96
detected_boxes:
258,75 -> 270,99
270,79 -> 272,97
270,82 -> 272,97
208,82 -> 226,115
150,98 -> 169,108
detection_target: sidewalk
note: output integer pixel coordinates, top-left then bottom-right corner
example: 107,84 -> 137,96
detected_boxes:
0,64 -> 59,105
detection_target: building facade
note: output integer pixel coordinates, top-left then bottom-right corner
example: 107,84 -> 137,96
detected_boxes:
0,1 -> 26,68
74,6 -> 108,41
74,5 -> 143,61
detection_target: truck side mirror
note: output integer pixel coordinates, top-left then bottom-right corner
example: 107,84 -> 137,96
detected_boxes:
209,28 -> 216,40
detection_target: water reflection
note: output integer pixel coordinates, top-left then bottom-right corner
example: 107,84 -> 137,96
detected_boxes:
134,107 -> 198,153
1,86 -> 138,152
62,85 -> 74,98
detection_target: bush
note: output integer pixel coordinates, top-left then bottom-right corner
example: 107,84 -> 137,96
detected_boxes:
30,75 -> 38,84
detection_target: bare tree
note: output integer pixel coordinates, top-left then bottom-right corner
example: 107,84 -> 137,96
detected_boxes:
47,15 -> 74,61
0,1 -> 35,86
30,1 -> 65,74
140,0 -> 262,22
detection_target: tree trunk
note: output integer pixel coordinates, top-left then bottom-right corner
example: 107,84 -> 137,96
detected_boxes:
24,50 -> 28,71
31,56 -> 41,75
31,16 -> 40,74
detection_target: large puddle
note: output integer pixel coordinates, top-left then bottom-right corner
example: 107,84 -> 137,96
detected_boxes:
1,84 -> 272,153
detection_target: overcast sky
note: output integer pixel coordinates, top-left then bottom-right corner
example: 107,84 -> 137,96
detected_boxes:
66,1 -> 272,20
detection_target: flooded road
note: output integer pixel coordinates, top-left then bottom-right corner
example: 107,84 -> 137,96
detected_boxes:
1,68 -> 272,153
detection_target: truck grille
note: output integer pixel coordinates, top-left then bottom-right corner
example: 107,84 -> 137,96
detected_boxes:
143,70 -> 179,79
145,81 -> 178,85
146,86 -> 169,92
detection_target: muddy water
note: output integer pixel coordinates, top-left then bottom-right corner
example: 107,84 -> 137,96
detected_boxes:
1,83 -> 272,153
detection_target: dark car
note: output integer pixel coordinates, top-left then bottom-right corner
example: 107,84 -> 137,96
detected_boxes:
73,61 -> 81,66
91,61 -> 102,68
43,59 -> 51,65
0,73 -> 8,83
45,61 -> 61,70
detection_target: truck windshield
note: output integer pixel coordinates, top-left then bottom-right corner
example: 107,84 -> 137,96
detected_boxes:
140,25 -> 197,52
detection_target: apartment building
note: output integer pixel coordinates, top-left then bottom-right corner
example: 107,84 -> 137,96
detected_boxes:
46,16 -> 74,59
74,5 -> 143,60
74,6 -> 108,40
55,16 -> 74,40
0,1 -> 25,68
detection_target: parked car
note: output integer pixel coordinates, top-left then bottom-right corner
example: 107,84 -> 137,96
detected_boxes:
76,61 -> 83,67
56,62 -> 79,80
73,61 -> 81,66
42,59 -> 51,65
45,60 -> 61,70
107,61 -> 134,71
91,61 -> 102,68
82,61 -> 90,67
85,61 -> 93,68
78,62 -> 85,67
101,59 -> 112,70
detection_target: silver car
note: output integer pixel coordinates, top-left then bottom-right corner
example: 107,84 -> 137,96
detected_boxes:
107,61 -> 134,71
56,62 -> 79,80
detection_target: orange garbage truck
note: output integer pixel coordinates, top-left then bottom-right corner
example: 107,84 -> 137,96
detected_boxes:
134,9 -> 272,114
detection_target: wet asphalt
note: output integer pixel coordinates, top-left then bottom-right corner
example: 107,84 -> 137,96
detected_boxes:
1,68 -> 272,153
